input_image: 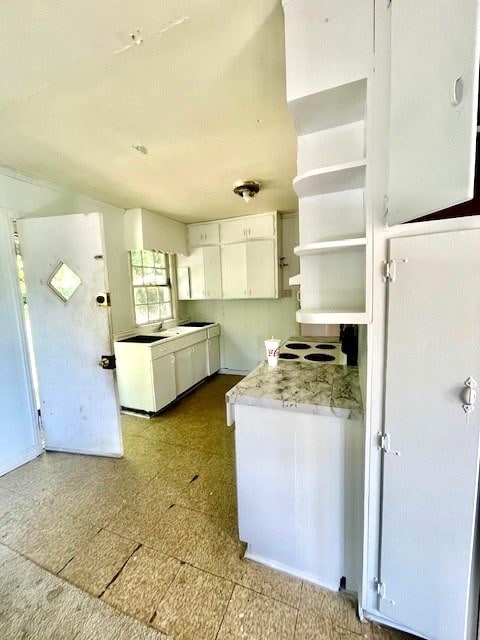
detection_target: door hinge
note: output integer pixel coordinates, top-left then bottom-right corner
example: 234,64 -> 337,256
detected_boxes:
378,432 -> 401,456
99,355 -> 116,370
375,579 -> 395,605
382,260 -> 396,283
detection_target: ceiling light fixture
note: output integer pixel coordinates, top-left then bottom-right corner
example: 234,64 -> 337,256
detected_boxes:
233,180 -> 260,204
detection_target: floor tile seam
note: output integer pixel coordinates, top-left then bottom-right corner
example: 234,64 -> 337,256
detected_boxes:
146,559 -> 184,626
55,524 -> 104,575
229,581 -> 302,612
212,580 -> 236,640
97,541 -> 142,599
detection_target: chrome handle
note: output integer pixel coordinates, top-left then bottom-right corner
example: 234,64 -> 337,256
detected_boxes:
463,377 -> 477,414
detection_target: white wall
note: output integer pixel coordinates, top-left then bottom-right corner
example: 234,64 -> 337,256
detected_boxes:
180,297 -> 298,372
0,168 -> 132,335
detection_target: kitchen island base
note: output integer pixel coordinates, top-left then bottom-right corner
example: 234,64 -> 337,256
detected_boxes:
233,403 -> 363,592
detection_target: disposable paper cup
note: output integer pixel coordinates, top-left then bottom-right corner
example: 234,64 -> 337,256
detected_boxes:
265,338 -> 281,367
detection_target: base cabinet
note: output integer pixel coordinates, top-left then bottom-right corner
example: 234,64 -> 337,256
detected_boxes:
152,355 -> 176,411
174,343 -> 208,396
207,336 -> 220,375
234,403 -> 362,591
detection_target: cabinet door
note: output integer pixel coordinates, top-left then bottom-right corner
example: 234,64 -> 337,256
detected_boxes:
188,223 -> 219,247
174,346 -> 193,395
191,342 -> 208,385
189,248 -> 206,299
221,243 -> 247,298
246,214 -> 275,240
284,0 -> 373,101
176,254 -> 191,300
388,0 -> 479,224
220,218 -> 246,244
246,239 -> 277,298
152,354 -> 176,411
203,246 -> 222,299
207,336 -> 220,375
380,229 -> 480,639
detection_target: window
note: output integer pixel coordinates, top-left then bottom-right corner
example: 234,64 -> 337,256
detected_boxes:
130,250 -> 172,325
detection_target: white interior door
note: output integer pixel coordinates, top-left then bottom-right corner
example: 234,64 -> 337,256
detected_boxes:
17,212 -> 122,457
0,214 -> 41,475
388,0 -> 479,224
379,229 -> 480,640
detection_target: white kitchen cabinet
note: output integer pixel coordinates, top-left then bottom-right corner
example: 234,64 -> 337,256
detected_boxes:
174,343 -> 208,395
221,243 -> 247,298
220,213 -> 276,244
188,222 -> 219,248
207,336 -> 220,375
234,403 -> 362,590
176,246 -> 222,300
221,240 -> 278,299
283,0 -> 373,102
246,239 -> 277,298
152,354 -> 176,411
387,0 -> 479,224
174,346 -> 193,396
378,229 -> 480,640
284,0 -> 372,325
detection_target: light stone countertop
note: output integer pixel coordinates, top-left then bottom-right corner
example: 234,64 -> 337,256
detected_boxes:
225,360 -> 363,424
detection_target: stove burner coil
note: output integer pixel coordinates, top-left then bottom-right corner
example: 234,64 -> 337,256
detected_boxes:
278,353 -> 300,359
285,342 -> 310,350
315,343 -> 336,350
304,353 -> 336,362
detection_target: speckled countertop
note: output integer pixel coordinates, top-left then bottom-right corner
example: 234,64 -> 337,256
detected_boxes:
225,360 -> 363,423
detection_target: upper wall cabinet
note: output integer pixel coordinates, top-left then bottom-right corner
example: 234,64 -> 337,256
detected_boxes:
188,222 -> 219,248
125,207 -> 187,255
387,0 -> 480,225
220,213 -> 276,244
283,0 -> 373,102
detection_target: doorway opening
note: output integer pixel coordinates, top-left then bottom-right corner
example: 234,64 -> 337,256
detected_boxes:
12,221 -> 43,445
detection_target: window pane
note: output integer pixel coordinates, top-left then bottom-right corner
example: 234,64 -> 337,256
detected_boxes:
143,268 -> 156,285
154,252 -> 167,268
135,304 -> 149,325
132,266 -> 144,286
48,262 -> 81,303
155,269 -> 168,285
131,250 -> 143,267
142,250 -> 155,267
158,286 -> 171,302
146,287 -> 159,304
148,304 -> 160,322
160,302 -> 172,319
134,287 -> 147,304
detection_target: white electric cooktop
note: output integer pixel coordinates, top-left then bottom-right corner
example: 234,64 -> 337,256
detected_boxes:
278,337 -> 346,365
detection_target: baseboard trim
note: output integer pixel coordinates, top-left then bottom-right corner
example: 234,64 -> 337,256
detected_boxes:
244,549 -> 340,592
219,368 -> 250,376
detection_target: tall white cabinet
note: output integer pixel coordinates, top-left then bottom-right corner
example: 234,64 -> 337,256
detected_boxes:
284,0 -> 374,325
283,1 -> 480,639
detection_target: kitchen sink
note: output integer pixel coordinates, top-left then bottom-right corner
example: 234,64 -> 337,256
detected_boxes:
180,321 -> 214,327
118,335 -> 168,343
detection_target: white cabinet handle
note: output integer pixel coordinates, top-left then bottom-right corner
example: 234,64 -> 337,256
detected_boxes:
170,355 -> 175,363
452,76 -> 464,106
463,377 -> 477,414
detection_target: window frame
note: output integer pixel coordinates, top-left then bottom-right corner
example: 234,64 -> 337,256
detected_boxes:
129,249 -> 173,326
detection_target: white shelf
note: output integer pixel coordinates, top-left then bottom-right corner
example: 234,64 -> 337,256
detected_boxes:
288,79 -> 367,135
295,237 -> 367,257
293,160 -> 366,198
296,309 -> 370,325
289,274 -> 301,286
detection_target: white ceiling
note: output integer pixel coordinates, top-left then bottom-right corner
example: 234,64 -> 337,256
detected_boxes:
0,0 -> 298,223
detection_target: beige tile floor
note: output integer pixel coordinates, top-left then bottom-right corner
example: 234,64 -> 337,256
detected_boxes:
0,374 -> 419,640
